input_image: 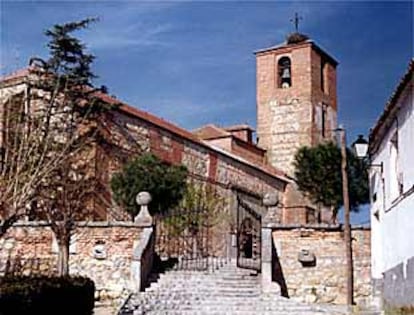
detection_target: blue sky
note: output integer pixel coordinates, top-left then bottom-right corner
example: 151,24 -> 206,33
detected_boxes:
1,1 -> 412,222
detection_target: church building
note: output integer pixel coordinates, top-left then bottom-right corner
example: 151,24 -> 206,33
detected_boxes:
0,25 -> 380,309
0,31 -> 339,226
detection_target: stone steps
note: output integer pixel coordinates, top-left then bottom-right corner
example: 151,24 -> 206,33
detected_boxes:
119,259 -> 348,315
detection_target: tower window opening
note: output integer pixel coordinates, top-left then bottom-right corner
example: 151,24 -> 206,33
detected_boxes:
321,59 -> 328,93
278,57 -> 292,88
321,103 -> 327,138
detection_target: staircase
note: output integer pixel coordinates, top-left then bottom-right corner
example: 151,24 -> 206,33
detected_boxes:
119,259 -> 349,315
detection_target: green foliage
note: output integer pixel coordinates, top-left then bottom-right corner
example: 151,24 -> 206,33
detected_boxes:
0,275 -> 95,315
164,183 -> 226,236
110,153 -> 188,217
44,18 -> 97,86
293,142 -> 369,214
1,18 -> 105,240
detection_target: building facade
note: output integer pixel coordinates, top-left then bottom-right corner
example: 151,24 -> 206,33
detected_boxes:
0,32 -> 378,307
369,60 -> 414,309
0,34 -> 341,226
0,68 -> 288,225
255,37 -> 338,176
255,35 -> 339,223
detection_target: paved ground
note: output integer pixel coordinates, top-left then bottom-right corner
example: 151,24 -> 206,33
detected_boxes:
118,259 -> 355,315
94,306 -> 115,315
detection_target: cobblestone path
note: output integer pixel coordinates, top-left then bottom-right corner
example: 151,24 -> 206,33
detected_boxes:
119,260 -> 350,315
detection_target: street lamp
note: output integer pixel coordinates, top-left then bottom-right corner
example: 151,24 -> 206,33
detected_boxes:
352,134 -> 383,173
353,134 -> 369,159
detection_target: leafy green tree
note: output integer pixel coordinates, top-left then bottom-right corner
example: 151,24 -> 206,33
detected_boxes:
110,153 -> 188,218
293,141 -> 369,222
165,183 -> 225,235
156,183 -> 227,258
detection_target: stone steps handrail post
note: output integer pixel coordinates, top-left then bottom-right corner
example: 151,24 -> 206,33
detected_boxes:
131,191 -> 154,293
261,192 -> 281,294
134,191 -> 153,226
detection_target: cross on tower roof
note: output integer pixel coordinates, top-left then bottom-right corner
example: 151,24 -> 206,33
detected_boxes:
290,12 -> 303,32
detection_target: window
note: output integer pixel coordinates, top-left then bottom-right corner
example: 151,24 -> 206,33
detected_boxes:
321,103 -> 327,138
389,132 -> 402,200
321,59 -> 327,93
278,57 -> 292,88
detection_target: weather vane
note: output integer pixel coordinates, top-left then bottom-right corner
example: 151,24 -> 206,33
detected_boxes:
290,12 -> 303,32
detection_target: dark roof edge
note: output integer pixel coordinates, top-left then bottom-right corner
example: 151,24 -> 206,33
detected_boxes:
369,59 -> 414,154
254,40 -> 338,66
0,68 -> 290,183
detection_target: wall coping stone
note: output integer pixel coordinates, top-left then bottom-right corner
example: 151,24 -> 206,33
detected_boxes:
1,221 -> 149,228
266,223 -> 370,231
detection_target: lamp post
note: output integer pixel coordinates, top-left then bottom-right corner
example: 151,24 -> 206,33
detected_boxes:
353,135 -> 369,158
352,134 -> 383,170
337,127 -> 353,306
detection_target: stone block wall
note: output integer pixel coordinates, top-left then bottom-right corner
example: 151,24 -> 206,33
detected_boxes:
256,42 -> 338,177
271,226 -> 371,305
102,108 -> 287,224
1,73 -> 288,226
0,221 -> 152,305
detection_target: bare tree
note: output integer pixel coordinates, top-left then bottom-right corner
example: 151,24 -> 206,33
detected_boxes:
0,18 -> 114,275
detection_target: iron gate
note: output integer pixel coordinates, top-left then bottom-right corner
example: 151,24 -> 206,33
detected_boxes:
155,206 -> 228,271
236,194 -> 263,272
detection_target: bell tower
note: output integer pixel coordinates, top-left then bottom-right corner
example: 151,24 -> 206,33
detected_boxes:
256,33 -> 338,176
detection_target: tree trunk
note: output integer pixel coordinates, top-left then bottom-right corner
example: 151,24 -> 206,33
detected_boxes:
57,239 -> 70,276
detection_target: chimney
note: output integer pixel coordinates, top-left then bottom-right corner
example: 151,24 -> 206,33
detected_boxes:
224,125 -> 254,143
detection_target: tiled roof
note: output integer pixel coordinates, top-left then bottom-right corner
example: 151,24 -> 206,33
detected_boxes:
254,41 -> 294,54
254,39 -> 339,66
0,68 -> 289,182
223,124 -> 255,132
193,124 -> 231,140
0,68 -> 31,83
98,94 -> 288,181
369,59 -> 414,152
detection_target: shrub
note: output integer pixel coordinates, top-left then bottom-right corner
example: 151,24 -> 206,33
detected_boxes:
0,275 -> 95,315
111,153 -> 188,218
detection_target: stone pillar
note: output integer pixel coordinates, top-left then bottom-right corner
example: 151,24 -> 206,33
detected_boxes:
134,191 -> 153,226
261,192 -> 281,294
131,191 -> 154,292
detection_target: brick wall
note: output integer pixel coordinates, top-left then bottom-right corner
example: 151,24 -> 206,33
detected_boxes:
255,41 -> 338,224
104,110 -> 287,222
0,222 -> 150,305
1,72 -> 287,225
271,226 -> 372,305
231,138 -> 266,164
256,43 -> 314,176
256,42 -> 337,176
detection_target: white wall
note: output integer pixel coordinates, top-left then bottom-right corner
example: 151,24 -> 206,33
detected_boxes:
370,79 -> 414,279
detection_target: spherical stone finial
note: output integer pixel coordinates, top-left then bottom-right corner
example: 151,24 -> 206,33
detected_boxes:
263,192 -> 279,207
136,191 -> 152,206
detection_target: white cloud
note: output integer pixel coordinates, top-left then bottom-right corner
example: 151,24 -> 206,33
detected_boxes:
78,2 -> 178,51
134,97 -> 235,130
85,22 -> 172,50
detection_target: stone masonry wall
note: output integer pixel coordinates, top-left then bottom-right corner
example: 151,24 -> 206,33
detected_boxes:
255,42 -> 338,224
0,222 -> 147,304
103,109 -> 287,224
272,227 -> 371,305
1,75 -> 287,224
256,44 -> 314,176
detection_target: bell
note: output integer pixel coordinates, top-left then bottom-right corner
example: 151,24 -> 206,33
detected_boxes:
282,68 -> 291,79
